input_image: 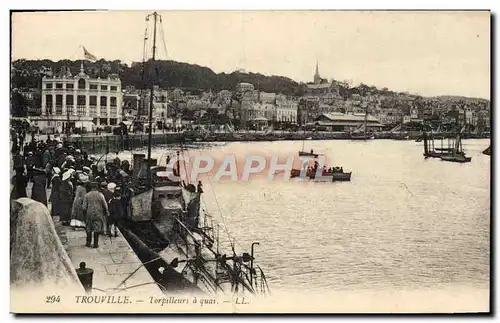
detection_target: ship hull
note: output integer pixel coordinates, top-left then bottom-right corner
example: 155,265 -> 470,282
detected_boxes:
290,169 -> 352,181
439,155 -> 472,163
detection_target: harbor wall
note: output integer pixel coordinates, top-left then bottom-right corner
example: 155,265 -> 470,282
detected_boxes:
67,131 -> 484,155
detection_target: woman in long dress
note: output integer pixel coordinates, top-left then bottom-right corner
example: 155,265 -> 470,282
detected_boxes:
58,170 -> 75,226
49,167 -> 61,218
10,168 -> 27,200
70,174 -> 88,229
30,168 -> 47,206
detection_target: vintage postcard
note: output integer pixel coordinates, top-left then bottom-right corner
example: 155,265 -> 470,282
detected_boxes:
9,10 -> 491,314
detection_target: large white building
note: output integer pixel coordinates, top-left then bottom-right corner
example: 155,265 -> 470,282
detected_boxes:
34,65 -> 123,132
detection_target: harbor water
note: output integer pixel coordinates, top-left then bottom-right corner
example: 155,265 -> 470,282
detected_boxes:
119,139 -> 490,294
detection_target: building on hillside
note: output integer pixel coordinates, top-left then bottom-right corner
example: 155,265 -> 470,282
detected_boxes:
138,85 -> 168,129
313,112 -> 384,132
275,94 -> 297,124
298,96 -> 320,125
236,82 -> 255,93
33,64 -> 123,133
122,86 -> 141,120
305,63 -> 341,97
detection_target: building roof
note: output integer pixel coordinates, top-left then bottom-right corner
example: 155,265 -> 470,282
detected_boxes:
318,112 -> 382,124
307,83 -> 332,89
315,120 -> 384,127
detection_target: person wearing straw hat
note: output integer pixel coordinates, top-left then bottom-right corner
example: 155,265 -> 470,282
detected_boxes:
49,167 -> 62,218
59,169 -> 75,226
70,173 -> 89,229
82,166 -> 91,177
101,182 -> 113,206
82,182 -> 109,248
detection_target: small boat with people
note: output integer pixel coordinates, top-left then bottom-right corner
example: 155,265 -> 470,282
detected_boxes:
290,153 -> 352,182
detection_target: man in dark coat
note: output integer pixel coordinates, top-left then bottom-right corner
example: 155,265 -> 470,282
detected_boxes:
108,187 -> 123,237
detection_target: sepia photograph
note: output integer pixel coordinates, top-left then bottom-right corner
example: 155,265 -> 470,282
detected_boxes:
8,9 -> 491,314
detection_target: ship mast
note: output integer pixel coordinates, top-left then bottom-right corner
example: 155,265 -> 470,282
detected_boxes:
364,105 -> 368,138
146,12 -> 159,187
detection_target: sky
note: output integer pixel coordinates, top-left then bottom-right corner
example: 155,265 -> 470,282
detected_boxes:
11,10 -> 490,99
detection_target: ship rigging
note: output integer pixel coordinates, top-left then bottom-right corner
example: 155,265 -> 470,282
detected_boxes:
118,12 -> 270,296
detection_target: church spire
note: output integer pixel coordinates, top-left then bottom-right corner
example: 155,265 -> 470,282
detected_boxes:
314,61 -> 321,84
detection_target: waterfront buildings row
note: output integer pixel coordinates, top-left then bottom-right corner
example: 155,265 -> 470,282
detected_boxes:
12,62 -> 490,133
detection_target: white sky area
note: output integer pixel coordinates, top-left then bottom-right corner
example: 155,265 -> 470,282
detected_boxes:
11,10 -> 490,99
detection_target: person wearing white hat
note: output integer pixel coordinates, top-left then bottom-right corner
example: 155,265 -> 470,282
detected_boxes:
107,182 -> 116,193
70,174 -> 89,229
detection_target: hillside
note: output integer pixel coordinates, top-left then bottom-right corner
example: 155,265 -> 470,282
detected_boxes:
11,59 -> 490,106
11,59 -> 302,96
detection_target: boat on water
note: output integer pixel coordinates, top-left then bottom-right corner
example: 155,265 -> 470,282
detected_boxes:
289,154 -> 352,182
298,150 -> 319,158
298,133 -> 319,157
348,107 -> 375,141
118,12 -> 270,296
439,155 -> 472,163
423,125 -> 471,163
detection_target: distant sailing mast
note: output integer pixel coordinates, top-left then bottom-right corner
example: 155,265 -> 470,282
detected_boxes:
145,12 -> 161,187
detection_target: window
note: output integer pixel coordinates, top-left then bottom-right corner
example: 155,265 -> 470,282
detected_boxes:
66,83 -> 74,89
55,95 -> 63,115
109,118 -> 117,126
78,79 -> 86,89
110,97 -> 117,107
90,84 -> 98,90
101,85 -> 108,91
100,96 -> 107,107
99,118 -> 108,125
89,96 -> 97,106
77,95 -> 86,105
56,83 -> 63,89
77,95 -> 86,115
46,83 -> 53,89
66,95 -> 74,106
45,94 -> 53,115
110,86 -> 117,91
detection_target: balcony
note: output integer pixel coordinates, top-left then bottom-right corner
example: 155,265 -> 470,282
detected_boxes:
76,105 -> 86,116
55,104 -> 63,115
67,105 -> 74,115
89,105 -> 97,117
45,106 -> 54,116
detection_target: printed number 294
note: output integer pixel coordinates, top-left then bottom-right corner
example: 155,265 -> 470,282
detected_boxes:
45,296 -> 60,303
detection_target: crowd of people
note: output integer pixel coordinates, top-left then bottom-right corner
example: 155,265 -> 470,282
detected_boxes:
10,132 -> 134,249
